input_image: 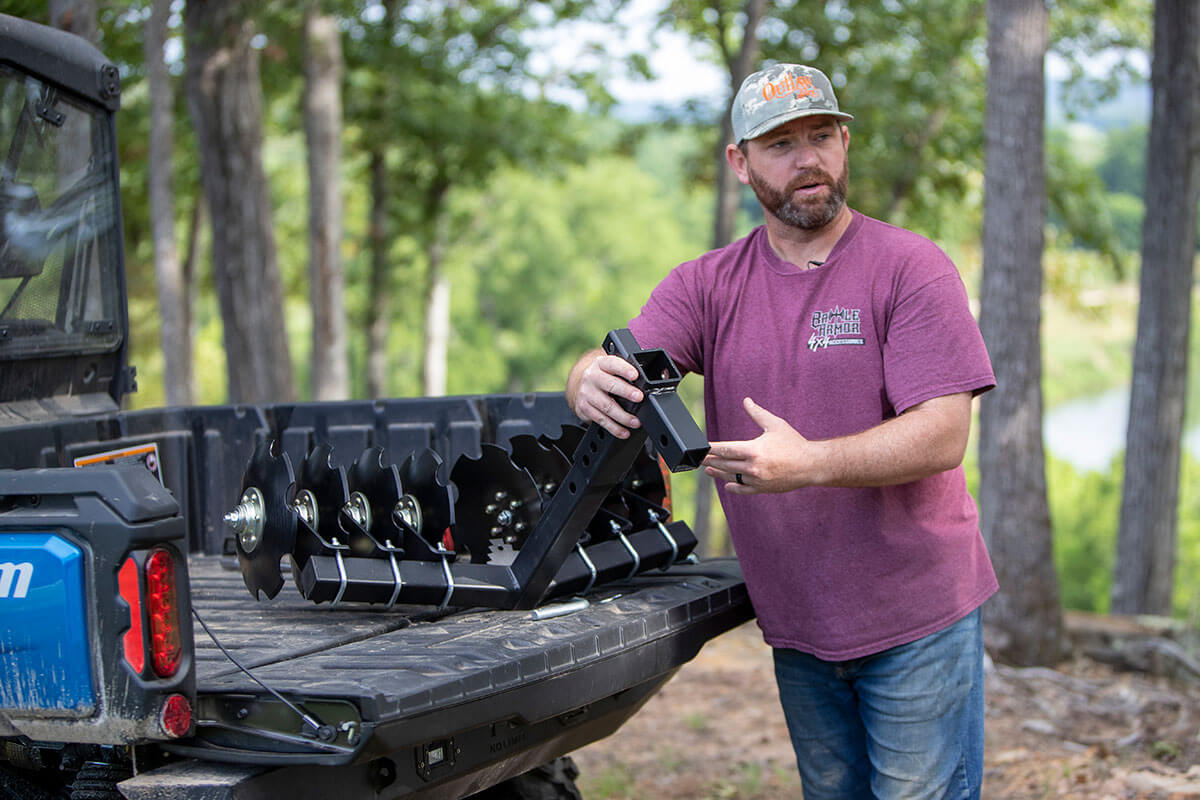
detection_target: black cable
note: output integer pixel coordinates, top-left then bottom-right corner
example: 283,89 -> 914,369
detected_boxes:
190,607 -> 326,734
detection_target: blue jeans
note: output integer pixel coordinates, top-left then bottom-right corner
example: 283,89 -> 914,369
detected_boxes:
773,609 -> 984,800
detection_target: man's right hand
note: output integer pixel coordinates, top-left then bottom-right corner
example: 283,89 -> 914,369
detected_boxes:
565,347 -> 644,439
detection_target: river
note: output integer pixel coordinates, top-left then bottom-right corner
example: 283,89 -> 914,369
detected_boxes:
1043,386 -> 1200,472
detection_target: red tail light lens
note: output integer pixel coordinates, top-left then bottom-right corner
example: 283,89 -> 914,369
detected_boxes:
145,548 -> 182,678
160,693 -> 192,738
117,557 -> 145,674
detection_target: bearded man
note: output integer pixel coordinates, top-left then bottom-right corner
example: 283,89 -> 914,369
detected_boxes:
566,64 -> 997,800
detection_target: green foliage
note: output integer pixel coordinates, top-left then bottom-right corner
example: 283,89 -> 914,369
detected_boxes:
1046,128 -> 1128,278
443,152 -> 710,394
1098,124 -> 1148,197
1048,451 -> 1200,618
1048,0 -> 1151,116
1048,454 -> 1121,613
1,0 -> 46,20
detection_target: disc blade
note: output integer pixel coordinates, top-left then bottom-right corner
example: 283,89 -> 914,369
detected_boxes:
507,433 -> 570,499
291,443 -> 351,589
451,443 -> 542,564
539,423 -> 586,463
235,438 -> 296,600
345,446 -> 404,555
399,447 -> 455,554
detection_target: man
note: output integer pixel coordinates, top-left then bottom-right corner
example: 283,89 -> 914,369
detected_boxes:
566,64 -> 997,799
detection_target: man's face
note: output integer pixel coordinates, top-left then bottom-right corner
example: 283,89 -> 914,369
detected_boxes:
739,116 -> 850,231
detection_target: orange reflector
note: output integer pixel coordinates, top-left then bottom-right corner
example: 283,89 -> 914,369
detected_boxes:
145,548 -> 182,678
117,557 -> 145,675
160,693 -> 192,738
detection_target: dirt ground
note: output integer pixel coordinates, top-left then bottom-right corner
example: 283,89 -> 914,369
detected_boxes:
572,620 -> 1200,799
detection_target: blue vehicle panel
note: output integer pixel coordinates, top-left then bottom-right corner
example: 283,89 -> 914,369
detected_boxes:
0,532 -> 94,712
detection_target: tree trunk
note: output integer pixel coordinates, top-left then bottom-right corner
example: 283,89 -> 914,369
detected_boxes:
366,148 -> 390,399
978,0 -> 1062,666
422,213 -> 450,397
145,0 -> 193,406
1112,0 -> 1200,616
303,7 -> 349,401
711,0 -> 766,249
183,0 -> 295,404
699,0 -> 765,556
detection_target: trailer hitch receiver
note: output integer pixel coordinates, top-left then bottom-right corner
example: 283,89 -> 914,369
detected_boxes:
602,329 -> 709,471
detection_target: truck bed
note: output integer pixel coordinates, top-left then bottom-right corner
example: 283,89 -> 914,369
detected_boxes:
0,393 -> 754,798
121,554 -> 751,799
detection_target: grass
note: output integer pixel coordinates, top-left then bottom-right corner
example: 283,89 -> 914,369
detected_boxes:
577,764 -> 637,798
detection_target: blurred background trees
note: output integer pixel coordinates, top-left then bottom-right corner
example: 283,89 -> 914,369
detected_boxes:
28,0 -> 1199,662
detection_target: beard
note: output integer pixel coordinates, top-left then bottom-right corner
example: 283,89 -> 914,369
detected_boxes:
747,161 -> 849,231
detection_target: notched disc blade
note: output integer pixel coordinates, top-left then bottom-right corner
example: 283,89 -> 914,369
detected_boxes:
507,433 -> 570,499
235,438 -> 296,600
399,447 -> 455,555
345,446 -> 404,555
539,423 -> 586,463
451,443 -> 542,564
291,443 -> 351,586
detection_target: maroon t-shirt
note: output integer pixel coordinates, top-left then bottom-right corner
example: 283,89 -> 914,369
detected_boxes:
629,211 -> 998,660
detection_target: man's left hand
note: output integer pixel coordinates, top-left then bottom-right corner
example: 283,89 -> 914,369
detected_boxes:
702,397 -> 817,495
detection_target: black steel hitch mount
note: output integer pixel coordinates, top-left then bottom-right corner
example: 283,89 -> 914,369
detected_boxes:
231,329 -> 711,610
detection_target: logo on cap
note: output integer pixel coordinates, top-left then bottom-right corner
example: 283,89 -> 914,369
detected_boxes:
762,73 -> 821,102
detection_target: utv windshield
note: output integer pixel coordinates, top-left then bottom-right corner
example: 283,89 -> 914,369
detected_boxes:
0,64 -> 122,359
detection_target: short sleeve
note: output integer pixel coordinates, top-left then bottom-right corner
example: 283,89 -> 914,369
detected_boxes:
882,271 -> 995,414
627,261 -> 706,375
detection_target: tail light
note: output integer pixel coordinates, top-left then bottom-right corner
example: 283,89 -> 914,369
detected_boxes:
118,547 -> 182,679
145,547 -> 182,678
160,693 -> 192,738
117,557 -> 145,674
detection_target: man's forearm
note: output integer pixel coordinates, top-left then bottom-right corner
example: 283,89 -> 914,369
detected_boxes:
702,392 -> 973,494
807,393 -> 972,488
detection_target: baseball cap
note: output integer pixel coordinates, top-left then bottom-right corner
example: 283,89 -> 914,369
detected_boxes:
731,64 -> 853,143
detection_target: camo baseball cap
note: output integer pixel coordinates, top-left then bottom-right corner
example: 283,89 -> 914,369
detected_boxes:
731,64 -> 853,143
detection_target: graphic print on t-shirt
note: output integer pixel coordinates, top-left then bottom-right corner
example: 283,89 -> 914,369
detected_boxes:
807,305 -> 865,351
